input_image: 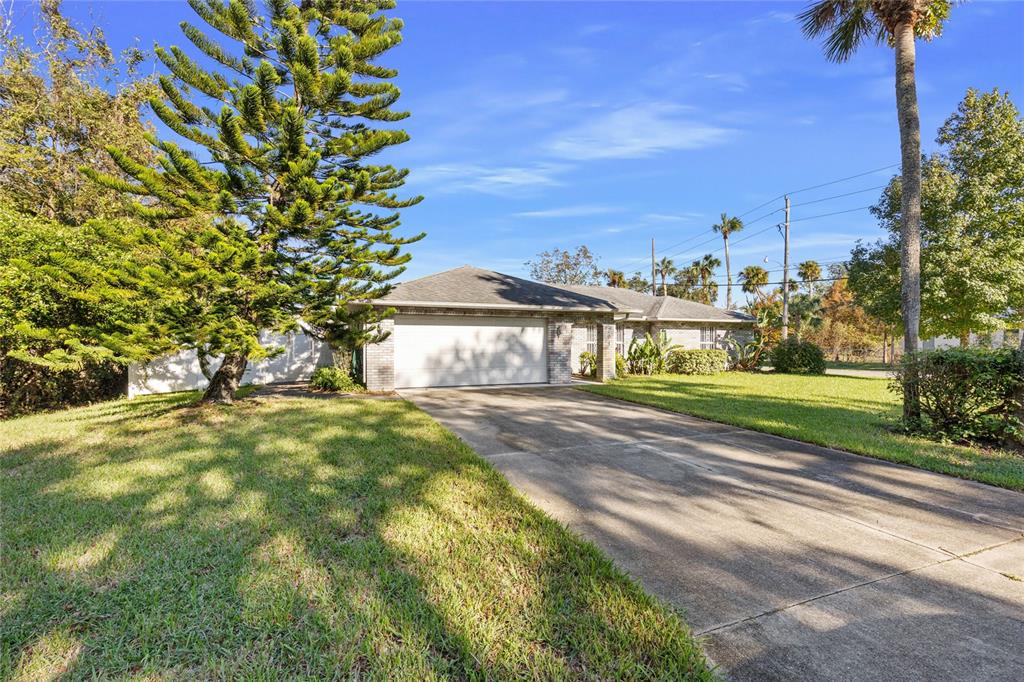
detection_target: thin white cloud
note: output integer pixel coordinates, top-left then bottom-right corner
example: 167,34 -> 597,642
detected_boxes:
412,162 -> 568,196
546,103 -> 736,160
514,205 -> 620,219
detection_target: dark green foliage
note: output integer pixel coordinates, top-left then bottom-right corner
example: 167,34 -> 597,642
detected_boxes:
84,0 -> 423,402
578,351 -> 597,377
893,349 -> 1024,444
770,338 -> 826,375
309,366 -> 364,393
0,205 -> 137,415
667,349 -> 728,376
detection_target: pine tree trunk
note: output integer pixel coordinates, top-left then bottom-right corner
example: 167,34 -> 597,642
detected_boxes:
959,331 -> 970,348
895,20 -> 923,425
332,346 -> 353,373
724,236 -> 733,310
201,353 -> 248,404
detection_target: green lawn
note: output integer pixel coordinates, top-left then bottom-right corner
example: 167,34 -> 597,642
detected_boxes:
580,373 -> 1024,492
825,360 -> 894,371
1,393 -> 712,680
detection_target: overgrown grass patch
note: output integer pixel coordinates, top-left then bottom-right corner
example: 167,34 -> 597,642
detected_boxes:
1,392 -> 712,680
581,373 -> 1024,492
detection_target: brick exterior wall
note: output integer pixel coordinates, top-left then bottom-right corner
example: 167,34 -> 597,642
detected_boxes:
364,318 -> 395,392
596,322 -> 617,382
546,318 -> 574,384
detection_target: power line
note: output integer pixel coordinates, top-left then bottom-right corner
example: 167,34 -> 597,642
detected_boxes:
721,275 -> 847,288
735,163 -> 897,218
791,185 -> 886,208
789,205 -> 874,223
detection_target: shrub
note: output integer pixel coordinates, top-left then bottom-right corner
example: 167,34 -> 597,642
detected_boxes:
770,338 -> 826,374
615,352 -> 628,378
667,349 -> 728,375
726,335 -> 767,371
579,351 -> 597,377
893,348 -> 1024,443
626,332 -> 679,375
309,366 -> 364,393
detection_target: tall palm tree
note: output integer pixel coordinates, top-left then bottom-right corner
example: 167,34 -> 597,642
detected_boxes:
800,0 -> 952,423
711,213 -> 744,309
655,257 -> 676,296
605,268 -> 626,288
739,264 -> 770,302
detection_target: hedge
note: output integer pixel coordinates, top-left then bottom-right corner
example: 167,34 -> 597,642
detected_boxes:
667,349 -> 728,375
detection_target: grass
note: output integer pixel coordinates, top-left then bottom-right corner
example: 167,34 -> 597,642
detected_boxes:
580,373 -> 1024,492
825,360 -> 894,371
0,392 -> 712,680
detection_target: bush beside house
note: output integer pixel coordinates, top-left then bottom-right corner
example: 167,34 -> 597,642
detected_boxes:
667,349 -> 729,375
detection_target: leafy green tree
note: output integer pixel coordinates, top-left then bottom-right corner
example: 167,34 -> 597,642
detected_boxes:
862,89 -> 1024,348
800,0 -> 953,422
625,271 -> 651,293
85,0 -> 423,403
711,213 -> 743,309
655,257 -> 675,296
692,253 -> 721,306
526,245 -> 601,285
0,0 -> 155,225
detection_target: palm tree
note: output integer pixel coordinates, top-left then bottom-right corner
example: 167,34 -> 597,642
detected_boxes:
797,259 -> 822,294
800,0 -> 952,423
655,257 -> 676,296
605,268 -> 626,288
711,213 -> 744,309
694,253 -> 721,305
739,264 -> 770,302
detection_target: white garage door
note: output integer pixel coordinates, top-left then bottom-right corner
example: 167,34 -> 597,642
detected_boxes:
393,315 -> 547,388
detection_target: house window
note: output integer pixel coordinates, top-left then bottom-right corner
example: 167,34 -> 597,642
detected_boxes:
700,326 -> 717,349
616,326 -> 626,356
586,325 -> 597,355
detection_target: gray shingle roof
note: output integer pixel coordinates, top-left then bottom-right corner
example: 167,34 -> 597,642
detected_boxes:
373,266 -> 752,322
556,284 -> 753,322
374,265 -> 630,312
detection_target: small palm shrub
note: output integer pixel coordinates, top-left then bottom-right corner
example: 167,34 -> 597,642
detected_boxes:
727,334 -> 767,371
667,349 -> 728,375
770,338 -> 826,374
579,351 -> 597,377
626,332 -> 679,375
309,366 -> 364,393
894,348 -> 1023,444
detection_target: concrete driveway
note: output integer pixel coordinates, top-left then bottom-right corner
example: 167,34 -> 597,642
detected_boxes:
404,386 -> 1024,682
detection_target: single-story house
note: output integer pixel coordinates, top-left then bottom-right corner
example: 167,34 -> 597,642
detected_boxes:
128,265 -> 753,396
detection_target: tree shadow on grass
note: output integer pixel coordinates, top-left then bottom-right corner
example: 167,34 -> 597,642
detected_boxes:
0,394 -> 711,679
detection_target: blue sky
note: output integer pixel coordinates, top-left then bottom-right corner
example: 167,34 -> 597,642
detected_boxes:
11,1 -> 1024,303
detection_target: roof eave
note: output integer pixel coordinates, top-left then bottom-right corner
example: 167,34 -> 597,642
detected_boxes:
366,299 -> 642,314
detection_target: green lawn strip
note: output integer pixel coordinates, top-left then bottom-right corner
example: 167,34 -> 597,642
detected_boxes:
580,373 -> 1024,492
825,360 -> 894,371
1,392 -> 713,680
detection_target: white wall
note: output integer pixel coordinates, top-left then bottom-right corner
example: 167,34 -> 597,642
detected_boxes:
128,330 -> 332,397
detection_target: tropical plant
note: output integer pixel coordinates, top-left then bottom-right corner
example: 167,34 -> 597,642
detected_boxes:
739,265 -> 770,302
625,332 -> 679,375
526,245 -> 601,285
605,269 -> 626,288
615,352 -> 628,377
800,0 -> 955,423
579,350 -> 597,377
690,254 -> 721,306
83,0 -> 423,403
655,257 -> 676,296
711,213 -> 744,309
625,271 -> 651,293
797,260 -> 822,294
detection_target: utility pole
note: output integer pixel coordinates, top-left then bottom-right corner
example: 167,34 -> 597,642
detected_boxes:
781,195 -> 791,340
651,238 -> 657,296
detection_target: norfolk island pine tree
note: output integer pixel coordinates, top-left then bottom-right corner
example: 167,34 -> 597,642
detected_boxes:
83,0 -> 423,403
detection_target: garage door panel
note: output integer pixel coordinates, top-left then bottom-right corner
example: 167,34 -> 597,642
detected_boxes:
393,315 -> 547,388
